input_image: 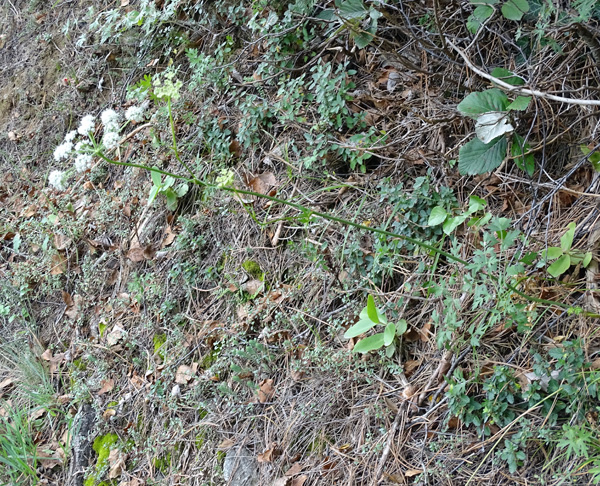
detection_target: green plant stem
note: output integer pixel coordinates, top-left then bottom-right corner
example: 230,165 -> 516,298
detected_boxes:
167,97 -> 195,178
94,153 -> 595,315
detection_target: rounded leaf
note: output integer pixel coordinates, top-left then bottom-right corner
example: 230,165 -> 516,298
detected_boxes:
383,323 -> 396,346
548,254 -> 571,278
428,206 -> 448,226
353,333 -> 385,354
344,318 -> 378,339
396,319 -> 408,336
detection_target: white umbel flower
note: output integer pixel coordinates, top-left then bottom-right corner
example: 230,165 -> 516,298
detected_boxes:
49,170 -> 66,191
125,105 -> 146,122
102,131 -> 120,150
101,109 -> 121,133
64,130 -> 78,142
53,141 -> 73,161
75,153 -> 93,172
78,114 -> 95,135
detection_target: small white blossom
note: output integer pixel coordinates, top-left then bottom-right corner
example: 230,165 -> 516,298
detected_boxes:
64,130 -> 77,143
78,114 -> 95,135
124,105 -> 146,122
101,109 -> 121,133
75,153 -> 93,172
102,131 -> 121,150
49,170 -> 67,191
53,141 -> 73,161
75,141 -> 89,152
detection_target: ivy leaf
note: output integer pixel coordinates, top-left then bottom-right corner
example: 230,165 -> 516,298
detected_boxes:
501,0 -> 529,21
457,89 -> 509,118
458,136 -> 507,175
383,323 -> 396,346
428,206 -> 448,226
443,214 -> 469,235
490,67 -> 525,86
548,254 -> 571,277
353,333 -> 385,353
475,112 -> 514,144
507,96 -> 531,111
560,222 -> 576,252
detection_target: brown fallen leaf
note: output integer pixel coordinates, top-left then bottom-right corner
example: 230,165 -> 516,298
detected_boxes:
257,443 -> 281,463
103,408 -> 116,420
405,469 -> 423,477
98,378 -> 115,395
51,252 -> 67,275
0,377 -> 14,397
217,438 -> 236,450
247,172 -> 277,195
175,365 -> 195,385
242,279 -> 263,296
107,325 -> 126,346
291,476 -> 307,486
257,378 -> 275,403
272,479 -> 289,486
54,232 -> 72,250
108,449 -> 127,479
127,245 -> 155,262
161,225 -> 177,248
285,462 -> 303,476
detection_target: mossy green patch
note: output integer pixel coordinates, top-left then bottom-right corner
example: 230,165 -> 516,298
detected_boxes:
153,333 -> 167,360
242,260 -> 264,281
84,433 -> 118,486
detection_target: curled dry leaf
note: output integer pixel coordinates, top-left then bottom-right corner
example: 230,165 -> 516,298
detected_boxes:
217,438 -> 236,450
108,449 -> 128,479
247,172 -> 277,195
257,378 -> 275,403
285,462 -> 303,476
54,232 -> 72,250
51,252 -> 67,275
103,408 -> 117,420
127,244 -> 156,262
107,325 -> 126,346
291,476 -> 308,486
175,364 -> 195,385
257,443 -> 281,463
0,377 -> 15,398
98,378 -> 115,395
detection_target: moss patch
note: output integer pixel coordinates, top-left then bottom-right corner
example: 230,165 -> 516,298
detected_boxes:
83,433 -> 118,486
242,260 -> 264,281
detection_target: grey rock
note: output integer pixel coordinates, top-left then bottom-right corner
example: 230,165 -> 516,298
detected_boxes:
223,447 -> 259,486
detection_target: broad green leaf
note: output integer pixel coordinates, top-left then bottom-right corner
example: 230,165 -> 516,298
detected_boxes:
581,145 -> 600,172
468,195 -> 487,213
366,294 -> 379,323
543,247 -> 563,260
560,222 -> 576,252
148,185 -> 160,205
507,96 -> 531,111
457,89 -> 509,118
385,343 -> 395,358
583,252 -> 593,267
511,134 -> 535,176
490,67 -> 525,86
165,188 -> 178,211
163,176 -> 175,189
151,167 -> 162,187
396,319 -> 408,335
353,20 -> 377,48
467,5 -> 494,33
501,0 -> 529,21
475,112 -> 514,144
383,323 -> 396,346
337,0 -> 368,20
488,217 -> 512,232
443,214 -> 468,235
176,184 -> 189,198
458,136 -> 507,175
359,306 -> 387,324
548,254 -> 571,277
468,212 -> 493,227
316,8 -> 335,20
428,206 -> 448,226
344,318 -> 378,338
353,333 -> 385,353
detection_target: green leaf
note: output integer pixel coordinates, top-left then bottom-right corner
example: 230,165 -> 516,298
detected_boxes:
359,306 -> 387,324
396,319 -> 408,335
165,188 -> 178,211
501,0 -> 529,21
467,5 -> 494,33
560,222 -> 576,252
353,333 -> 385,353
490,67 -> 525,86
148,185 -> 160,205
353,20 -> 377,48
337,0 -> 368,19
150,167 -> 162,187
344,317 -> 378,338
475,112 -> 514,143
457,89 -> 509,118
163,176 -> 175,189
468,195 -> 487,213
366,294 -> 379,323
383,323 -> 396,346
543,247 -> 563,260
511,134 -> 535,176
583,252 -> 593,267
507,96 -> 531,111
458,136 -> 507,175
548,254 -> 571,277
176,184 -> 189,198
581,145 -> 600,171
428,206 -> 448,226
443,214 -> 468,235
385,343 -> 395,358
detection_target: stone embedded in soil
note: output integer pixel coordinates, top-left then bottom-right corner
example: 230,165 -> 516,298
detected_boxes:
223,447 -> 259,486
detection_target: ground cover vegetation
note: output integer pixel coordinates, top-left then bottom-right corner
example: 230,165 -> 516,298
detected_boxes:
1,0 -> 600,484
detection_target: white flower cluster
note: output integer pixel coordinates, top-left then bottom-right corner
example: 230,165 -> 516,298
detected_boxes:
48,170 -> 66,191
101,108 -> 122,150
124,102 -> 148,123
78,114 -> 95,135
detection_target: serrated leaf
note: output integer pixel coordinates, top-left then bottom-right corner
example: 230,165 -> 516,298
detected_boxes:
475,112 -> 514,144
583,252 -> 593,267
344,317 -> 378,338
459,136 -> 507,175
511,134 -> 535,176
396,319 -> 408,335
366,294 -> 379,323
353,333 -> 385,353
560,222 -> 576,252
507,96 -> 531,111
457,89 -> 509,118
501,0 -> 529,21
428,206 -> 448,226
151,167 -> 162,187
490,67 -> 525,86
548,254 -> 571,277
383,323 -> 396,346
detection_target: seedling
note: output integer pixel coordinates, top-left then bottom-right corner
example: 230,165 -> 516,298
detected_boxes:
543,222 -> 592,278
